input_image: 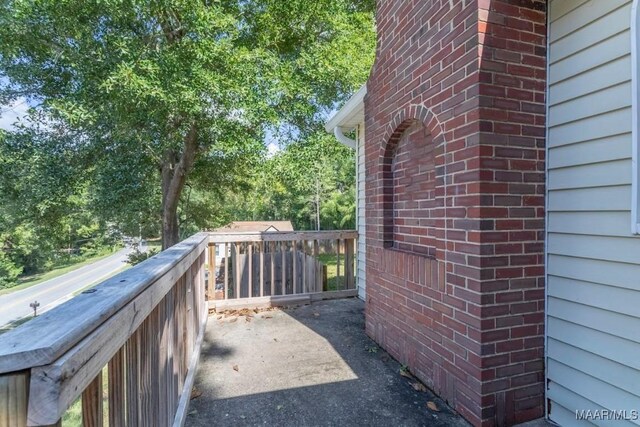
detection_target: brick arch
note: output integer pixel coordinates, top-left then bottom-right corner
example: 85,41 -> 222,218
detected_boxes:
380,104 -> 446,255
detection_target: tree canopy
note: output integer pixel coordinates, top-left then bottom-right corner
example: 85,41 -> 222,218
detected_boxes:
0,0 -> 375,286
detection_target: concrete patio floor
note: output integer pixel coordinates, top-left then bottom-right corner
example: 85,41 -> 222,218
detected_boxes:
186,298 -> 469,427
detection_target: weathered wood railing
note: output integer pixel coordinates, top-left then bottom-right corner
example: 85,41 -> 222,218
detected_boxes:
206,230 -> 358,310
0,233 -> 209,427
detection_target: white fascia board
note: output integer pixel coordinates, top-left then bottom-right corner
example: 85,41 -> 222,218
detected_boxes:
324,85 -> 367,133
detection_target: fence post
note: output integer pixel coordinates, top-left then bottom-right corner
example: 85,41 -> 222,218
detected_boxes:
0,370 -> 29,427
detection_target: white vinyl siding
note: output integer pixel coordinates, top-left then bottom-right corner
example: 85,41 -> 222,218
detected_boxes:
547,0 -> 640,424
356,125 -> 366,300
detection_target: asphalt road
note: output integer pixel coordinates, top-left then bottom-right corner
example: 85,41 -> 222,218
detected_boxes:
0,247 -> 132,328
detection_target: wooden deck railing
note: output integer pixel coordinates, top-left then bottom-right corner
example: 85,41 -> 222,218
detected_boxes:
206,230 -> 358,310
0,233 -> 209,427
0,230 -> 358,426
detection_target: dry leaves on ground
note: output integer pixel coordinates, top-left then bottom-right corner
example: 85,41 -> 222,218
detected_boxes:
410,381 -> 427,392
232,364 -> 239,372
399,368 -> 414,379
190,387 -> 202,400
426,401 -> 439,411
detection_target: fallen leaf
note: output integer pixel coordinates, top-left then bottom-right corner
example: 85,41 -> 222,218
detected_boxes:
277,405 -> 284,410
265,315 -> 273,319
229,317 -> 238,323
232,365 -> 239,372
273,338 -> 279,342
426,401 -> 439,411
190,387 -> 202,400
245,316 -> 251,322
217,315 -> 223,320
400,369 -> 414,379
410,382 -> 427,392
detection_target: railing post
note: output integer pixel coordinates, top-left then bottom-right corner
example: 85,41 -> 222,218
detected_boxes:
0,370 -> 29,427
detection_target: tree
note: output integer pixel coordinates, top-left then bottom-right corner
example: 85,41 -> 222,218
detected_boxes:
0,127 -> 116,282
227,132 -> 356,231
0,0 -> 375,249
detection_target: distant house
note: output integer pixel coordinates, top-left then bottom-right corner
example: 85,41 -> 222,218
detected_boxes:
326,1 -> 640,426
211,221 -> 294,266
214,221 -> 294,233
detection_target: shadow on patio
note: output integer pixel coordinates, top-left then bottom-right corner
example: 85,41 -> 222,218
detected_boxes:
186,298 -> 469,427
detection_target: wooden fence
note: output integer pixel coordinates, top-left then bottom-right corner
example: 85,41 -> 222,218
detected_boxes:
207,230 -> 358,310
0,233 -> 209,427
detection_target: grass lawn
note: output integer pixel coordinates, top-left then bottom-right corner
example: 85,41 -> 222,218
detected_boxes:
0,247 -> 123,297
62,369 -> 109,426
317,253 -> 354,291
146,238 -> 162,252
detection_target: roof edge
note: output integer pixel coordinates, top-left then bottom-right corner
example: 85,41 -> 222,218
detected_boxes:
324,84 -> 367,133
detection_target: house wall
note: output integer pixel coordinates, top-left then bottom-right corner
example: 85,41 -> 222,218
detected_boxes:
357,124 -> 367,300
546,0 -> 640,424
364,1 -> 546,425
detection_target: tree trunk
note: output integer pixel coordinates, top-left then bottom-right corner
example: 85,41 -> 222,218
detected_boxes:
160,124 -> 199,250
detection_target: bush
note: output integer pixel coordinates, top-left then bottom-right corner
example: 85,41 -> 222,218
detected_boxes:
125,246 -> 158,266
0,252 -> 22,289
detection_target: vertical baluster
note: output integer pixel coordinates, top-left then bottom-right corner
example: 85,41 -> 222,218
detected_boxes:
313,240 -> 320,292
165,284 -> 176,422
260,242 -> 265,297
281,241 -> 286,295
82,371 -> 103,427
108,347 -> 126,427
126,329 -> 139,426
301,241 -> 306,294
138,316 -> 152,426
157,297 -> 168,427
207,244 -> 215,301
247,243 -> 253,298
270,241 -> 276,296
291,240 -> 297,294
222,243 -> 229,299
336,239 -> 341,291
234,243 -> 240,299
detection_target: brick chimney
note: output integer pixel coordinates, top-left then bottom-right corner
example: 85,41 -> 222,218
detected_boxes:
364,1 -> 546,425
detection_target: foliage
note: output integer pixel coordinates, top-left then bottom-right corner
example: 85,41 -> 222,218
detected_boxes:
0,129 -> 119,286
125,247 -> 159,266
0,0 -> 375,248
226,132 -> 356,231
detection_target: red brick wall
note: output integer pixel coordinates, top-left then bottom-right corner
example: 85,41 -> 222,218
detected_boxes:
364,1 -> 546,426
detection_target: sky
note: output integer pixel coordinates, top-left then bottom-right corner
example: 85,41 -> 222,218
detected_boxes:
0,97 -> 29,131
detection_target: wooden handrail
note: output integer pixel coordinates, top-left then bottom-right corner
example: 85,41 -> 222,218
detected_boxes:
0,233 -> 208,374
208,229 -> 357,243
0,232 -> 209,426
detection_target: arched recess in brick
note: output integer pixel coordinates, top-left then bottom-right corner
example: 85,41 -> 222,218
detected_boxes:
381,104 -> 446,257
